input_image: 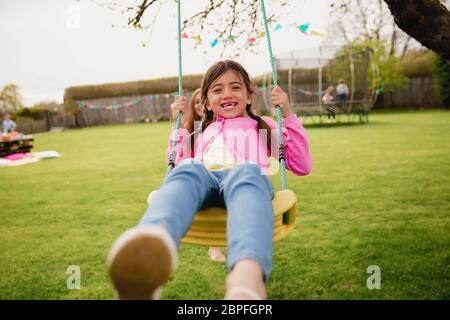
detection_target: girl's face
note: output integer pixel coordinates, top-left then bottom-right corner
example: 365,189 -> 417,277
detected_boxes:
193,93 -> 203,117
206,70 -> 251,119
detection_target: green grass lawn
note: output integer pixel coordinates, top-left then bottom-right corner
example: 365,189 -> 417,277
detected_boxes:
1,110 -> 449,299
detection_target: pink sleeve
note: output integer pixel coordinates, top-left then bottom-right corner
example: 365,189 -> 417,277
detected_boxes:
262,115 -> 312,176
166,127 -> 189,166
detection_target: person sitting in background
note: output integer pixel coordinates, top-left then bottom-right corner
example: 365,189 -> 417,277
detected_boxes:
2,113 -> 17,134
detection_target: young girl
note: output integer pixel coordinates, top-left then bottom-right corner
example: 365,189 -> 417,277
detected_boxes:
107,60 -> 312,300
186,88 -> 226,264
322,85 -> 336,123
184,88 -> 203,133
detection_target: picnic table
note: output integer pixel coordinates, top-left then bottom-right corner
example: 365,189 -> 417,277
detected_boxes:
0,134 -> 34,158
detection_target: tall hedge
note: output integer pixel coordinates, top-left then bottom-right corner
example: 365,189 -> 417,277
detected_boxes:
434,55 -> 450,106
64,75 -> 203,101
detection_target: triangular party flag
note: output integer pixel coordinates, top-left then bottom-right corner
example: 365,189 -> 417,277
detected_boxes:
181,33 -> 189,39
273,23 -> 283,32
226,34 -> 236,42
192,35 -> 202,44
309,30 -> 325,37
210,38 -> 219,48
257,31 -> 266,38
298,23 -> 310,33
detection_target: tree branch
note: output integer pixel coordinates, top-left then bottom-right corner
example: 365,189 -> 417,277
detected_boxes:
383,0 -> 450,61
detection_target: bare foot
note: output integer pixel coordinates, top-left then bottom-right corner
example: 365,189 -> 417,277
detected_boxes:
208,247 -> 226,263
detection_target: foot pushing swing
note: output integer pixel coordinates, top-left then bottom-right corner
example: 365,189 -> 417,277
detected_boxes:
148,0 -> 297,246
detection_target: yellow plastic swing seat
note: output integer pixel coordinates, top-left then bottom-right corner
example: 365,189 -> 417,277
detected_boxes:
147,189 -> 297,247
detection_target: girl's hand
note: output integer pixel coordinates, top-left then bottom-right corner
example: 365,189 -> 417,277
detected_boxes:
271,86 -> 295,118
170,96 -> 187,126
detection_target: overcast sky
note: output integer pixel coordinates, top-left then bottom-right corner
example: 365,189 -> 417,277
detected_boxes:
0,0 -> 333,105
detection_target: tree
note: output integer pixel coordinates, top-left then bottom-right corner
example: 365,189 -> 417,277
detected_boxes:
117,0 -> 289,58
364,39 -> 409,93
32,100 -> 63,112
0,84 -> 24,112
329,0 -> 414,57
113,0 -> 450,60
329,38 -> 408,98
383,0 -> 450,62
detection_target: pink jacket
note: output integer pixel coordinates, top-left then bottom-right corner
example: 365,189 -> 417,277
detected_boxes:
166,114 -> 312,176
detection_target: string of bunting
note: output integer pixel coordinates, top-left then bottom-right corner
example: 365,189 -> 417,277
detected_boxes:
260,86 -> 323,96
181,21 -> 325,48
77,92 -> 179,110
260,86 -> 385,96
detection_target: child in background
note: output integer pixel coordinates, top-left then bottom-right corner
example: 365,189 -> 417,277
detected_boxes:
2,113 -> 17,135
322,85 -> 336,123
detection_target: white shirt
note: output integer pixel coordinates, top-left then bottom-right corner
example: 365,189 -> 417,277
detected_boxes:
2,119 -> 17,134
202,134 -> 237,171
336,84 -> 349,95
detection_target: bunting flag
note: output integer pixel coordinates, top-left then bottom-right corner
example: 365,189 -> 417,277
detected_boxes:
273,23 -> 283,32
309,30 -> 325,37
226,34 -> 236,42
210,38 -> 219,48
298,23 -> 310,33
191,35 -> 202,44
76,94 -> 179,111
178,21 -> 324,49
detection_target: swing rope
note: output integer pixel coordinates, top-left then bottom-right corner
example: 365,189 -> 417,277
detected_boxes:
167,0 -> 183,175
168,0 -> 288,191
260,0 -> 287,190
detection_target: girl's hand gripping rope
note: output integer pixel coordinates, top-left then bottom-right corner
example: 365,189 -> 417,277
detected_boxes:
271,86 -> 295,119
170,96 -> 187,127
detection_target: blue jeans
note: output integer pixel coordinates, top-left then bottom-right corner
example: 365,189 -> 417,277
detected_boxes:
139,158 -> 275,280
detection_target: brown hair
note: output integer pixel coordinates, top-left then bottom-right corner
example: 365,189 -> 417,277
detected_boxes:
183,88 -> 203,156
184,88 -> 202,134
198,60 -> 273,154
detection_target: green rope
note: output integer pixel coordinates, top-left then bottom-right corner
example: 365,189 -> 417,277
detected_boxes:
168,0 -> 288,192
167,0 -> 183,175
177,0 -> 183,97
260,0 -> 287,190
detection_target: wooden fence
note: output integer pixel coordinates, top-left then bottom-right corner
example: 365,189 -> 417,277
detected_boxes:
15,76 -> 445,135
73,94 -> 178,127
374,77 -> 442,109
16,118 -> 48,134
